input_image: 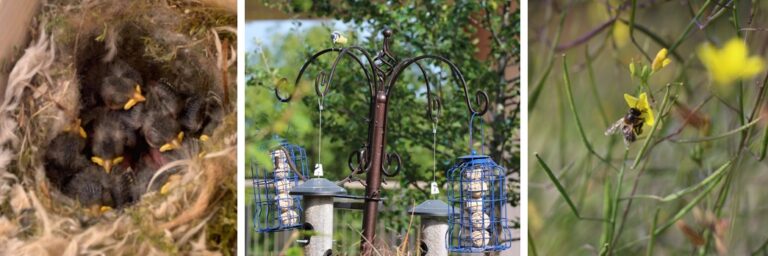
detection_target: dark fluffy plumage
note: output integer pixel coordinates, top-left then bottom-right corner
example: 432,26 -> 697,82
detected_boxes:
63,166 -> 112,208
44,132 -> 89,188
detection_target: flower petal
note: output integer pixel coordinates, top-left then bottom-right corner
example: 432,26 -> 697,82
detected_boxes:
637,93 -> 649,110
624,94 -> 638,108
741,57 -> 765,78
644,106 -> 655,127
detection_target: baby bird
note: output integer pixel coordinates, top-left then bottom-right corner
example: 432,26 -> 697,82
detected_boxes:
142,111 -> 184,153
178,95 -> 207,136
100,60 -> 146,110
44,122 -> 90,189
145,81 -> 182,118
108,165 -> 136,208
63,166 -> 113,214
130,154 -> 177,201
199,93 -> 225,142
90,111 -> 136,174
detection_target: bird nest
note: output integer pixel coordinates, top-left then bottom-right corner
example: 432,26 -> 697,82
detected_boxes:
0,0 -> 236,255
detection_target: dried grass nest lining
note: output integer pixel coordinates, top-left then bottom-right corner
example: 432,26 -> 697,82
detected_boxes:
0,1 -> 237,255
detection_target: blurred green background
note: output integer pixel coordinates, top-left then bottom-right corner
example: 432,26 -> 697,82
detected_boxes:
529,1 -> 768,255
246,0 -> 520,255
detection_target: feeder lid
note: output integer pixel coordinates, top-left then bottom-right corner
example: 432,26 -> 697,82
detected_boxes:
456,154 -> 496,165
290,178 -> 347,196
407,199 -> 454,217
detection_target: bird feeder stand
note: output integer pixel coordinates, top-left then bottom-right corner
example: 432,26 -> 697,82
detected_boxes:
290,177 -> 347,256
276,29 -> 489,255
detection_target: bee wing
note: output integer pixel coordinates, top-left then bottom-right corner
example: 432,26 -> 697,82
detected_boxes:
604,118 -> 625,136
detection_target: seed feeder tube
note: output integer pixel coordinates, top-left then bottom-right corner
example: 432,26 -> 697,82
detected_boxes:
290,178 -> 347,256
408,199 -> 453,256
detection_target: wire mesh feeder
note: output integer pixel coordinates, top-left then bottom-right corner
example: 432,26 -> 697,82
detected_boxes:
446,152 -> 513,252
250,139 -> 309,232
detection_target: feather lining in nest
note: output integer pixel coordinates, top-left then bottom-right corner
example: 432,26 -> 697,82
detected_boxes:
0,0 -> 236,255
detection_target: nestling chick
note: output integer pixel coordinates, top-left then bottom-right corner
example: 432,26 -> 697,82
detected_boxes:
142,112 -> 183,152
63,166 -> 113,210
44,128 -> 90,189
100,60 -> 146,110
178,95 -> 207,136
108,165 -> 136,208
145,80 -> 182,117
90,111 -> 137,174
130,154 -> 178,201
199,93 -> 225,142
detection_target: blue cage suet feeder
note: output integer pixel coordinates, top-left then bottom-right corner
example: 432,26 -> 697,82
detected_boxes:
250,138 -> 309,232
446,115 -> 512,252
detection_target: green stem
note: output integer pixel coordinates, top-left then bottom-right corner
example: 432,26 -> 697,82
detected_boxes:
529,229 -> 539,256
653,169 -> 726,236
631,84 -> 674,169
530,11 -> 566,111
628,0 -> 651,62
673,118 -> 761,143
622,160 -> 731,202
669,0 -> 713,53
535,152 -> 580,218
607,151 -> 629,252
586,47 -> 610,127
646,209 -> 660,256
535,153 -> 605,222
600,180 -> 613,254
562,54 -> 618,171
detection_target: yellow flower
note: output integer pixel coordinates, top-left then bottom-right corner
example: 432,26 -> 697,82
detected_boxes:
652,48 -> 671,72
698,38 -> 765,85
613,21 -> 630,48
624,92 -> 655,127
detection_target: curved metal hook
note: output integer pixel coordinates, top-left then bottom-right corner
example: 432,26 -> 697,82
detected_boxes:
273,77 -> 291,101
314,71 -> 328,98
385,55 -> 489,116
275,48 -> 376,102
347,145 -> 370,174
428,97 -> 442,123
381,152 -> 401,177
325,46 -> 379,97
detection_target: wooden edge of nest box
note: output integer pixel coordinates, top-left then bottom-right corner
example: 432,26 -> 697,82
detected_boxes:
0,0 -> 41,100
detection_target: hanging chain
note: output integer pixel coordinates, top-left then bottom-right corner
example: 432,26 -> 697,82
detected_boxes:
314,96 -> 325,177
430,100 -> 440,196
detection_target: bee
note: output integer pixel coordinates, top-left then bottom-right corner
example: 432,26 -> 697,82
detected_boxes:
605,107 -> 645,145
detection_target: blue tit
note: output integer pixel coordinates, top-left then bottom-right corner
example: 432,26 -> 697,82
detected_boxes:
331,31 -> 348,45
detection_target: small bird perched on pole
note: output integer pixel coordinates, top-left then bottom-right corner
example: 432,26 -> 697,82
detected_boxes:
331,31 -> 348,46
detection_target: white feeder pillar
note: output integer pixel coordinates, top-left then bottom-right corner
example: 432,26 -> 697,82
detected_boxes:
409,199 -> 453,256
290,178 -> 347,256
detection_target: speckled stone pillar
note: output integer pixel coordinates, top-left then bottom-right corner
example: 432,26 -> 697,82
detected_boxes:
304,196 -> 334,256
421,217 -> 448,256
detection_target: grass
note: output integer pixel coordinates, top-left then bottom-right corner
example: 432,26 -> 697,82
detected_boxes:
529,1 -> 768,255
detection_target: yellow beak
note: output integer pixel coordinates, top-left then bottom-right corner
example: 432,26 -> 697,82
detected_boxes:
91,156 -> 123,174
199,134 -> 210,142
159,132 -> 184,152
78,127 -> 88,139
64,119 -> 87,138
123,85 -> 146,110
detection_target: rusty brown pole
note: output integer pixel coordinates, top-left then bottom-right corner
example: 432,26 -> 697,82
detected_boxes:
360,90 -> 388,254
